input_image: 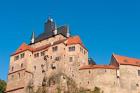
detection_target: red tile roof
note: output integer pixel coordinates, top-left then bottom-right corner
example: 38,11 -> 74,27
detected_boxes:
11,36 -> 87,56
66,36 -> 82,45
66,36 -> 87,50
113,54 -> 140,66
79,65 -> 118,70
11,43 -> 34,56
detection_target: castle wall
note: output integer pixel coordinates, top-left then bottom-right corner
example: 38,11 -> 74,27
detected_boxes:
6,50 -> 33,93
119,65 -> 140,93
79,68 -> 118,92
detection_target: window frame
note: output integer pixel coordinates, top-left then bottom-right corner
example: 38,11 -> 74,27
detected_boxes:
52,46 -> 58,52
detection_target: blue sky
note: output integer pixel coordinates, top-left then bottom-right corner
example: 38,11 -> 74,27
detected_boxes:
0,0 -> 140,80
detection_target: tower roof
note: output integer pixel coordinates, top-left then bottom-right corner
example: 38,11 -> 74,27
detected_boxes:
33,18 -> 69,43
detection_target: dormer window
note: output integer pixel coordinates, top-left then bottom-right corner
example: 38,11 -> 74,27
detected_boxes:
14,55 -> 19,61
69,46 -> 75,51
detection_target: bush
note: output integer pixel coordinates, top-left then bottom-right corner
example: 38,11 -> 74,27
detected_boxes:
0,79 -> 6,93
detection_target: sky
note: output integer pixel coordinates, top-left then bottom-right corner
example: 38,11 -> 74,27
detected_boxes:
0,0 -> 140,80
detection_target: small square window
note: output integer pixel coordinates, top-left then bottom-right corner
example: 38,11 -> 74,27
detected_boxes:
20,53 -> 25,59
34,53 -> 39,58
69,46 -> 75,51
41,51 -> 45,56
69,57 -> 73,62
52,46 -> 58,52
14,55 -> 19,61
55,57 -> 60,61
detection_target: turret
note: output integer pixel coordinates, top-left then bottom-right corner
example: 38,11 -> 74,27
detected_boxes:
31,32 -> 35,44
66,26 -> 70,37
53,22 -> 57,35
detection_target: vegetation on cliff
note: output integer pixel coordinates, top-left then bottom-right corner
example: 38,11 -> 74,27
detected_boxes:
27,73 -> 103,93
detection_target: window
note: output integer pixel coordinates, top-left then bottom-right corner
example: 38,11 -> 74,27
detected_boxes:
11,66 -> 14,71
11,75 -> 14,80
20,53 -> 25,59
84,50 -> 86,55
138,70 -> 140,76
18,73 -> 20,78
34,53 -> 39,58
69,46 -> 75,51
34,66 -> 36,70
55,57 -> 60,61
21,63 -> 23,68
80,47 -> 83,53
69,57 -> 73,62
14,55 -> 19,61
52,46 -> 58,52
41,51 -> 45,56
89,70 -> 91,74
41,64 -> 44,69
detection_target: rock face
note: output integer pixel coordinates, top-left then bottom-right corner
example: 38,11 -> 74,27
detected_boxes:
35,73 -> 78,93
27,73 -> 101,93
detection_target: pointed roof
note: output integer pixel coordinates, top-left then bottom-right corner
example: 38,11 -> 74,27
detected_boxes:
112,54 -> 140,66
44,17 -> 55,34
33,18 -> 69,43
11,43 -> 34,56
30,32 -> 35,44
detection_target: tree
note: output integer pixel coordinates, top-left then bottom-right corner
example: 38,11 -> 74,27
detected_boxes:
0,79 -> 6,93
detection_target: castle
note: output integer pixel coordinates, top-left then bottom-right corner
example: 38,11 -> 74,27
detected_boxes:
6,18 -> 140,93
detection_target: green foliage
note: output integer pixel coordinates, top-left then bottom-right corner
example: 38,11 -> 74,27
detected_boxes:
0,79 -> 6,93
